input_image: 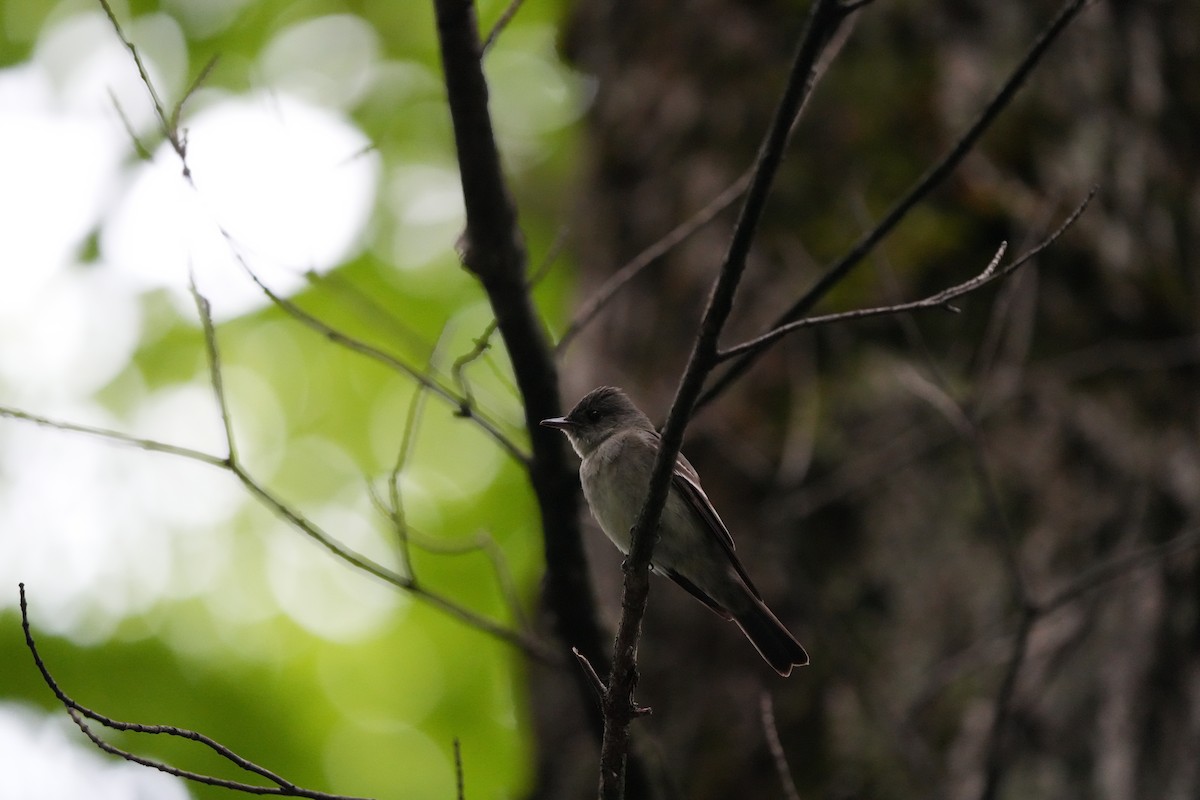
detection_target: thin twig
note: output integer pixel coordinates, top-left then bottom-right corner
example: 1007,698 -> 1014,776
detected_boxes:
170,54 -> 219,133
717,187 -> 1095,361
99,3 -> 528,466
213,415 -> 550,656
599,3 -> 856,796
0,406 -> 226,467
1,348 -> 548,659
301,269 -> 431,356
572,647 -> 608,705
761,693 -> 803,800
97,0 -> 169,139
451,320 -> 500,412
400,528 -> 531,631
98,0 -> 206,176
696,0 -> 1093,411
719,242 -> 1007,360
235,253 -> 529,464
1038,526 -> 1200,615
20,585 -> 371,800
107,88 -> 152,160
481,0 -> 526,55
557,0 -> 860,356
978,609 -> 1034,800
388,378 -> 430,580
555,169 -> 753,356
385,326 -> 457,580
189,275 -> 238,461
454,738 -> 466,800
527,225 -> 571,289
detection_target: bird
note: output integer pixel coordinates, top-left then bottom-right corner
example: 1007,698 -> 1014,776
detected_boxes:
541,386 -> 808,676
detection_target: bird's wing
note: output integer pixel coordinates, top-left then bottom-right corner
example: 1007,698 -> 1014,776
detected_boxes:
667,441 -> 764,601
661,566 -> 733,619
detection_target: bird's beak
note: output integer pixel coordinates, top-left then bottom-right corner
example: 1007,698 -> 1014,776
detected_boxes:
540,416 -> 573,430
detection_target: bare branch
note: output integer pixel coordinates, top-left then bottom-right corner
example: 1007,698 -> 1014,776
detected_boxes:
1037,525 -> 1200,616
572,647 -> 607,705
454,738 -> 466,800
760,693 -> 803,800
234,254 -> 529,465
190,275 -> 238,461
384,326 -> 460,580
170,54 -> 219,133
978,609 -> 1034,800
97,0 -> 169,138
0,405 -> 226,467
451,319 -> 500,411
433,0 -> 612,747
98,0 -> 209,176
98,1 -> 527,465
599,2 -> 858,795
527,225 -> 571,289
717,187 -> 1095,361
387,377 -> 430,579
481,0 -> 526,55
696,0 -> 1094,411
556,1 -> 859,357
107,88 -> 152,160
555,169 -> 753,356
720,242 -> 1006,360
224,432 -> 552,658
1,346 -> 548,660
20,585 -> 373,800
401,527 -> 532,632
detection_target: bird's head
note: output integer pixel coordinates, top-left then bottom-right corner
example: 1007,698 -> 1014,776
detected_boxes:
540,386 -> 653,458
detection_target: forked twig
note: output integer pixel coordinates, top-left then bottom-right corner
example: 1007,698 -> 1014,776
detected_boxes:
231,249 -> 528,465
99,0 -> 528,467
19,585 -> 372,800
717,188 -> 1095,361
598,2 -> 858,796
696,0 -> 1093,411
98,0 -> 206,176
189,280 -> 552,658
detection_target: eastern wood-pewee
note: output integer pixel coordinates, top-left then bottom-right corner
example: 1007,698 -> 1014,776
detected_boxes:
542,386 -> 809,676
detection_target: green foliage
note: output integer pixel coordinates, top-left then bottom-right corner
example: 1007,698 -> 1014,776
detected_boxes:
0,0 -> 581,797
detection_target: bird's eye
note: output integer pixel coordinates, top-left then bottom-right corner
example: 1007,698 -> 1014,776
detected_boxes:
587,408 -> 601,422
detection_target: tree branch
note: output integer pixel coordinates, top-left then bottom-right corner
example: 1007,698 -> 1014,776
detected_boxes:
555,168 -> 753,356
19,585 -> 373,799
1,350 -> 550,661
0,405 -> 226,467
99,0 -> 529,466
718,188 -> 1095,361
696,0 -> 1093,411
234,252 -> 529,465
599,2 -> 857,795
431,0 -> 613,752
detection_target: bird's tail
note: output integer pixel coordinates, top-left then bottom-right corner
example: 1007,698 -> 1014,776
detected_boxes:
733,597 -> 809,677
